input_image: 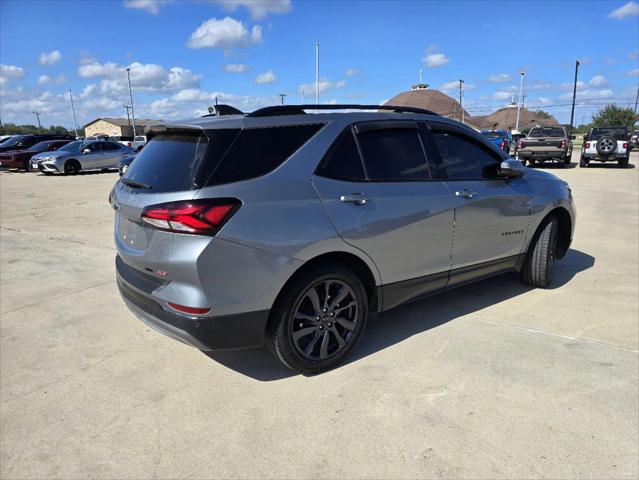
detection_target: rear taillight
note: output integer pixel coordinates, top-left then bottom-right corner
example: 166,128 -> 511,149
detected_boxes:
167,302 -> 210,316
560,139 -> 566,149
141,199 -> 240,235
517,141 -> 524,149
500,139 -> 507,149
127,142 -> 132,148
585,142 -> 590,149
623,142 -> 629,149
108,187 -> 114,206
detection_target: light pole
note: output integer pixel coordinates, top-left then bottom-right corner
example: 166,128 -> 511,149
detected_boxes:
277,93 -> 286,105
126,67 -> 137,136
123,105 -> 132,131
515,71 -> 525,133
32,112 -> 42,132
633,84 -> 638,115
458,79 -> 464,124
315,41 -> 320,105
569,60 -> 580,134
68,90 -> 79,137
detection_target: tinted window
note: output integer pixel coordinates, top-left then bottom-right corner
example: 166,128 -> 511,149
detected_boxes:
529,127 -> 565,138
28,141 -> 54,152
17,137 -> 39,148
589,127 -> 628,140
84,142 -> 101,153
207,123 -> 324,186
123,133 -> 209,193
316,129 -> 365,181
59,141 -> 83,152
102,142 -> 120,151
432,130 -> 501,180
357,127 -> 429,181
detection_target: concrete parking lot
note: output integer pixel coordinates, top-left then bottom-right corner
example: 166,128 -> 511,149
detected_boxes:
1,156 -> 638,479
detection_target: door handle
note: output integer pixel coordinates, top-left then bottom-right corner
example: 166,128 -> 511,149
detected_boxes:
340,193 -> 369,205
455,189 -> 477,199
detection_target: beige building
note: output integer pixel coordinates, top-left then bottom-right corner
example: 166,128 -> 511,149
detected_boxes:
84,118 -> 162,138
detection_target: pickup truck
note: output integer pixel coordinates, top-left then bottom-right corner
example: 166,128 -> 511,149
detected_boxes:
481,130 -> 512,153
131,135 -> 146,152
580,126 -> 630,168
517,126 -> 574,167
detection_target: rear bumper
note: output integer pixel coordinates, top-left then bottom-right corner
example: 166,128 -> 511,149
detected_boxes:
116,260 -> 269,350
518,150 -> 567,159
581,152 -> 628,160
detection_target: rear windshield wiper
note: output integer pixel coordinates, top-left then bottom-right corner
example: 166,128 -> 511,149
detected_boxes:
121,178 -> 152,190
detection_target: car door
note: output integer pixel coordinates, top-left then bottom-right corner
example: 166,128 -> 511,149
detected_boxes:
101,142 -> 122,168
312,121 -> 456,310
426,122 -> 532,286
80,142 -> 103,170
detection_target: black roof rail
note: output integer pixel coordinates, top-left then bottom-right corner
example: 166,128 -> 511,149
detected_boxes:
247,104 -> 440,118
201,104 -> 244,117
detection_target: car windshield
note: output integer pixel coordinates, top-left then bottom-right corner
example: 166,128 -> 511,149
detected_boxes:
57,141 -> 84,152
590,127 -> 628,140
27,141 -> 56,152
482,131 -> 506,139
529,127 -> 565,137
1,135 -> 26,147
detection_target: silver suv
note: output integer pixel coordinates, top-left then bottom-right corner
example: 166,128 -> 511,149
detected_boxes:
112,104 -> 576,373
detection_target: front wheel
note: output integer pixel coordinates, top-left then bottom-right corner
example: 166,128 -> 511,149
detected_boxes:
521,216 -> 558,288
64,159 -> 81,175
266,265 -> 368,373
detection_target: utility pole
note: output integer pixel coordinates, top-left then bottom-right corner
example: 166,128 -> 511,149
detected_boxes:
634,84 -> 638,115
458,79 -> 464,124
32,112 -> 42,132
277,93 -> 286,105
123,105 -> 132,131
301,89 -> 305,104
569,60 -> 580,134
315,41 -> 320,105
126,67 -> 137,136
515,71 -> 525,133
68,89 -> 79,137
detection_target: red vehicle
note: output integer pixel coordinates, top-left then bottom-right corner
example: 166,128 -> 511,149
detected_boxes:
0,140 -> 72,171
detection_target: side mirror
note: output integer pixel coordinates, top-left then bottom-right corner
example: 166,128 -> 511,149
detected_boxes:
570,135 -> 576,140
82,149 -> 91,155
500,159 -> 526,178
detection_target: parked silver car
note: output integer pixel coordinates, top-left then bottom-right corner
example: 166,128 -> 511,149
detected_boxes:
112,104 -> 576,373
33,140 -> 134,174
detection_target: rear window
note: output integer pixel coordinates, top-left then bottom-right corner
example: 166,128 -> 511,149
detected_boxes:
529,127 -> 565,137
205,123 -> 324,186
482,131 -> 506,139
589,127 -> 628,140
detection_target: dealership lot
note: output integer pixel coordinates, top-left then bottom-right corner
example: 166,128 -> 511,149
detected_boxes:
1,157 -> 637,479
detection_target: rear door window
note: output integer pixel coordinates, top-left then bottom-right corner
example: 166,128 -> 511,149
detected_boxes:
206,123 -> 324,186
315,128 -> 366,181
355,124 -> 430,181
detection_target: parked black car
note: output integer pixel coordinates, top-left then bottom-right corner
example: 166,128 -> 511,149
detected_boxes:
0,134 -> 75,153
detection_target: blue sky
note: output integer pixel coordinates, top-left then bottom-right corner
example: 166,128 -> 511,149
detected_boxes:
1,0 -> 638,128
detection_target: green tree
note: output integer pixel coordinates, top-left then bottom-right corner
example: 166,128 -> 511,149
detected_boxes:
591,104 -> 639,129
535,110 -> 552,119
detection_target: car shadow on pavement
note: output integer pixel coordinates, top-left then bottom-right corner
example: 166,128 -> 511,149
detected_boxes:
204,249 -> 594,381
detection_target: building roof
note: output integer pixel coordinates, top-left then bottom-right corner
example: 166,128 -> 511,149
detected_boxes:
83,118 -> 163,128
384,85 -> 469,118
467,106 -> 559,131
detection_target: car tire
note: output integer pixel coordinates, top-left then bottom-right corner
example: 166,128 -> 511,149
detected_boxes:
521,216 -> 558,288
563,152 -> 571,164
619,157 -> 629,168
64,159 -> 81,175
266,265 -> 369,374
579,156 -> 589,168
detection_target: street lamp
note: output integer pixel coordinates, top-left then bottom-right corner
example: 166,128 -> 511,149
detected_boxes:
126,67 -> 137,136
458,79 -> 464,124
569,60 -> 580,134
515,71 -> 525,133
68,89 -> 79,137
32,112 -> 42,133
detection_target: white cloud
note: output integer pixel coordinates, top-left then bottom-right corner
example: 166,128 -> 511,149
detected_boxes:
123,0 -> 171,14
588,75 -> 608,87
422,53 -> 449,68
0,64 -> 25,84
38,50 -> 61,66
335,80 -> 347,89
489,73 -> 511,83
345,68 -> 359,77
187,17 -> 262,50
492,90 -> 516,101
224,63 -> 249,73
629,49 -> 639,60
629,68 -> 639,76
38,74 -> 67,85
297,79 -> 335,95
254,69 -> 277,84
608,1 -> 639,19
440,81 -> 477,93
77,61 -> 200,95
560,88 -> 613,100
214,0 -> 291,20
560,80 -> 586,91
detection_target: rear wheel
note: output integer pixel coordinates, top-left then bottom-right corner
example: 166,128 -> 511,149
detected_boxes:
579,156 -> 589,168
521,216 -> 558,288
619,157 -> 629,168
266,265 -> 368,373
563,152 -> 571,164
64,159 -> 80,175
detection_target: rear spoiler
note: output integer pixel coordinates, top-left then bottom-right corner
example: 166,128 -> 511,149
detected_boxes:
144,124 -> 204,140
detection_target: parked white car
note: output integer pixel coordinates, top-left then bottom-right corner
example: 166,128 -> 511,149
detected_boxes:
131,135 -> 147,152
580,126 -> 630,168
